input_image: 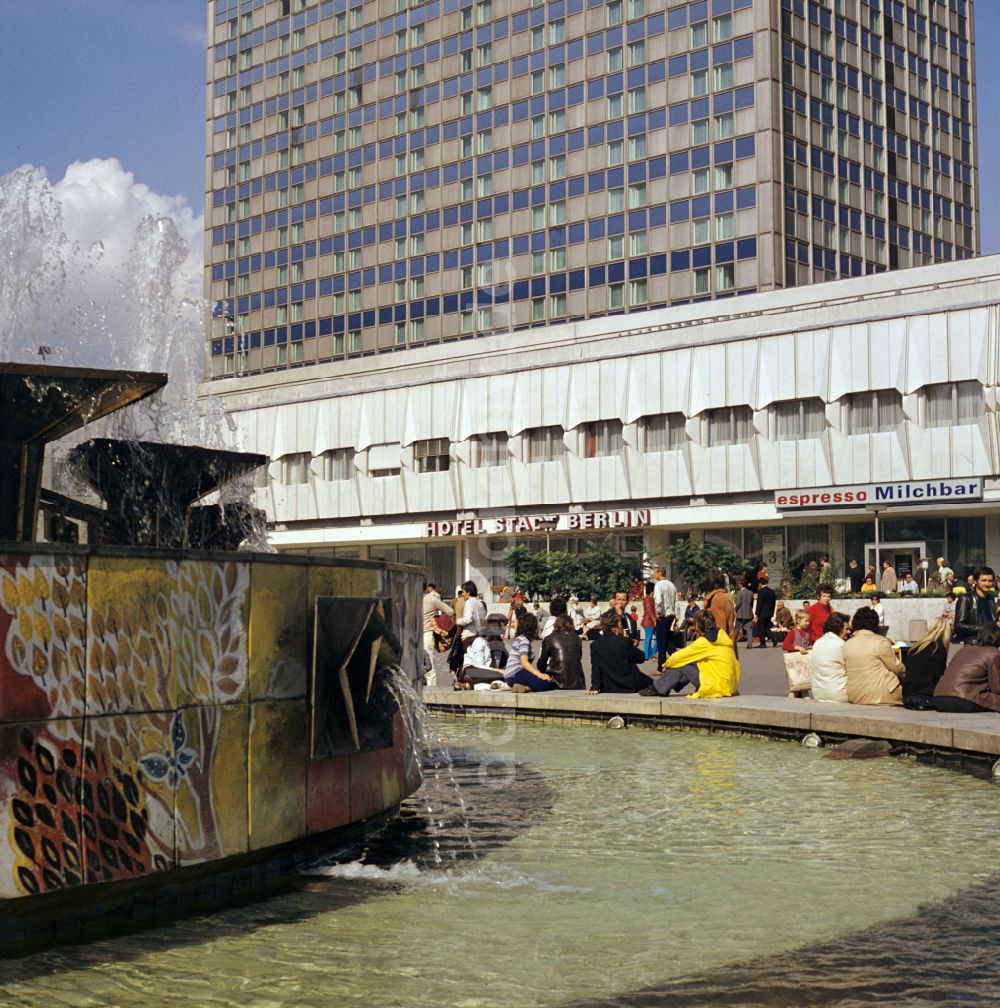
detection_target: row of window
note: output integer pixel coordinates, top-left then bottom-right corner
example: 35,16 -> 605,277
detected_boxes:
269,381 -> 985,484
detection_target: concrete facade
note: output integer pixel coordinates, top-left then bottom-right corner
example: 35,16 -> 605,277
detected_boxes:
207,254 -> 1000,591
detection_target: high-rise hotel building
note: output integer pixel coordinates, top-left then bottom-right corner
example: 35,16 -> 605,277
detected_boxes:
204,0 -> 979,379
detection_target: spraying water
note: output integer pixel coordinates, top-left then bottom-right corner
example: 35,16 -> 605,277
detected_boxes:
0,165 -> 227,458
0,164 -> 261,533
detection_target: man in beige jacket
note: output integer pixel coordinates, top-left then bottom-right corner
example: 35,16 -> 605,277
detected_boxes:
843,606 -> 904,705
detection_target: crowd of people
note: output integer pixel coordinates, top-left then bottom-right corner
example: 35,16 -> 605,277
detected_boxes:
421,561 -> 1000,714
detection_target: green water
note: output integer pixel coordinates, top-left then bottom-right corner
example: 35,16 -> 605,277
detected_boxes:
2,715 -> 999,1007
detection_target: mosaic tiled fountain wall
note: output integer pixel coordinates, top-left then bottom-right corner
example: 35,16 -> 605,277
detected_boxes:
0,548 -> 423,900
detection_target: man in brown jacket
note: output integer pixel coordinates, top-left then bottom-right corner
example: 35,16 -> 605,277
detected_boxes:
932,623 -> 1000,713
843,606 -> 904,705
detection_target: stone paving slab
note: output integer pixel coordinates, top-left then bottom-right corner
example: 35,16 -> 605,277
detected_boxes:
422,687 -> 1000,760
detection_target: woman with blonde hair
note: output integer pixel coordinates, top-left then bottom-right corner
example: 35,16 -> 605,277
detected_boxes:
902,617 -> 952,709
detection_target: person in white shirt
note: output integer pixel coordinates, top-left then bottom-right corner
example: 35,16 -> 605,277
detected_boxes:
455,580 -> 486,639
937,557 -> 954,584
870,594 -> 885,625
652,565 -> 678,668
568,596 -> 584,632
540,598 -> 566,638
581,596 -> 602,637
421,582 -> 453,687
897,574 -> 919,593
810,611 -> 851,702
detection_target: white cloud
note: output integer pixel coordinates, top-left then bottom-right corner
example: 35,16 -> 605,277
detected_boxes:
52,158 -> 203,301
0,159 -> 217,445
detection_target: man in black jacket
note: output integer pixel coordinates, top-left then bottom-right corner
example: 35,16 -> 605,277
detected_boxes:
954,566 -> 998,643
753,575 -> 777,648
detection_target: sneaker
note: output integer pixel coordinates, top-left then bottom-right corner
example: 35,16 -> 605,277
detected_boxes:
638,687 -> 657,697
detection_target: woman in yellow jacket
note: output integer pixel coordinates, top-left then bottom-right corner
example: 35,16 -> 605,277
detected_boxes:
640,610 -> 740,698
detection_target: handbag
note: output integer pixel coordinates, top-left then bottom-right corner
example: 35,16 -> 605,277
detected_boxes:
783,651 -> 812,694
434,611 -> 455,633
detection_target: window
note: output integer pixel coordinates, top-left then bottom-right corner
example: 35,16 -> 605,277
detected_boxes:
607,0 -> 622,25
523,426 -> 565,463
608,93 -> 624,118
714,113 -> 734,139
691,70 -> 709,97
628,40 -> 644,66
531,25 -> 544,49
581,419 -> 623,458
607,47 -> 622,71
414,438 -> 450,473
608,235 -> 625,259
549,64 -> 565,87
705,406 -> 753,447
693,267 -> 711,294
608,187 -> 625,213
531,297 -> 545,321
690,21 -> 707,48
715,263 -> 735,290
714,163 -> 733,189
472,432 -> 509,467
321,448 -> 355,481
629,278 -> 647,304
281,452 -> 311,485
923,381 -> 983,428
550,155 -> 566,180
628,135 -> 646,160
844,389 -> 903,435
550,19 -> 565,43
531,250 -> 546,274
713,64 -> 733,90
550,293 -> 567,316
608,282 -> 625,308
691,118 -> 709,145
639,413 -> 686,452
713,14 -> 733,41
629,231 -> 647,255
629,183 -> 646,208
368,442 -> 401,478
693,168 -> 710,194
773,399 -> 826,441
628,87 -> 646,113
531,160 -> 545,184
716,212 -> 734,240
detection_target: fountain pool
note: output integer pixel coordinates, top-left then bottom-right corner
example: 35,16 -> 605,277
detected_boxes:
2,714 -> 999,1007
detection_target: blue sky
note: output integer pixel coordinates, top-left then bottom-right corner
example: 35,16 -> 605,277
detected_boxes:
1,1 -> 998,253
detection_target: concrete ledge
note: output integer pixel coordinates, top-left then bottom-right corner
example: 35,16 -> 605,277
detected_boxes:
422,688 -> 1000,763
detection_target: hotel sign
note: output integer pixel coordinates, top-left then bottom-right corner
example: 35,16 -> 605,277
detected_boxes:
775,478 -> 984,511
425,509 -> 651,537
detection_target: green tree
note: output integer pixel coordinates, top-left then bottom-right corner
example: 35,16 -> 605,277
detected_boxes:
666,538 -> 745,593
577,535 -> 643,599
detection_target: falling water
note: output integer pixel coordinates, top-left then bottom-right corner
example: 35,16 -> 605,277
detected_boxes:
0,165 -> 261,532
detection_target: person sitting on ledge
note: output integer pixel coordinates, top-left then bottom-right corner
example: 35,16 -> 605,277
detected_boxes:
459,632 -> 504,689
586,611 -> 652,695
809,612 -> 851,703
902,618 -> 952,710
639,610 -> 740,699
537,614 -> 585,690
931,623 -> 1000,713
503,612 -> 557,694
843,606 -> 904,706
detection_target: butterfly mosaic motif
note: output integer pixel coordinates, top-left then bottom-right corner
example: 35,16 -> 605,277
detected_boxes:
139,712 -> 198,789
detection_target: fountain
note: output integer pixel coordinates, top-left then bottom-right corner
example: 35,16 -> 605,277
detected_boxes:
0,170 -> 425,955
